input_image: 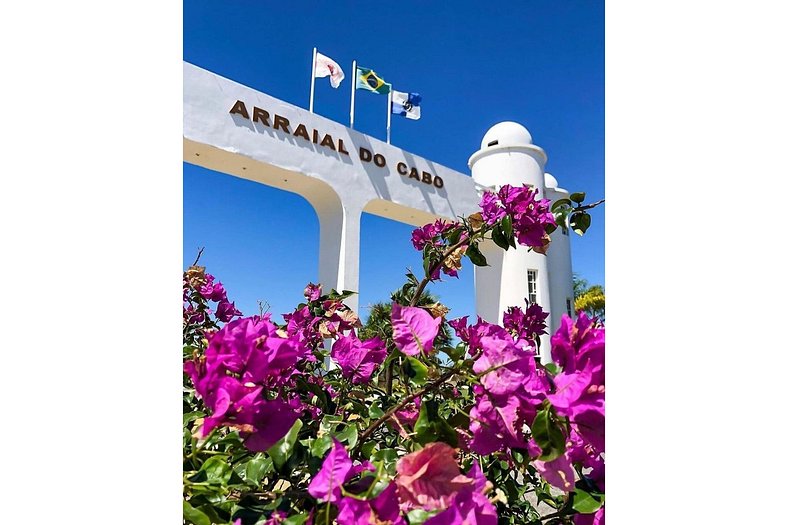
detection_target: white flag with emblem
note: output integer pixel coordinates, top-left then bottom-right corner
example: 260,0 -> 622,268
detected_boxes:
314,52 -> 345,88
391,90 -> 422,120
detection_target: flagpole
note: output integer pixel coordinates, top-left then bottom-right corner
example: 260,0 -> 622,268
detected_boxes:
386,86 -> 392,144
350,60 -> 356,129
309,47 -> 317,113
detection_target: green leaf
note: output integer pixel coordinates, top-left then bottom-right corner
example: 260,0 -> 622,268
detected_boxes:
329,289 -> 357,300
569,192 -> 586,204
360,441 -> 377,459
403,356 -> 430,386
465,243 -> 489,267
414,400 -> 458,447
553,210 -> 569,231
572,488 -> 604,514
198,456 -> 233,485
550,198 -> 572,212
407,509 -> 439,525
531,408 -> 565,462
371,448 -> 399,468
502,214 -> 513,237
282,513 -> 311,525
422,253 -> 433,277
183,500 -> 211,525
319,415 -> 343,434
446,227 -> 462,245
447,343 -> 466,363
310,435 -> 333,458
183,411 -> 205,427
447,411 -> 470,429
334,423 -> 358,449
368,400 -> 384,419
491,225 -> 510,251
243,454 -> 272,485
570,212 -> 591,236
543,362 -> 560,375
267,419 -> 303,470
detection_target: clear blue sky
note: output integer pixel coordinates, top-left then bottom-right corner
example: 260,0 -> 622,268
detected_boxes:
183,1 -> 604,322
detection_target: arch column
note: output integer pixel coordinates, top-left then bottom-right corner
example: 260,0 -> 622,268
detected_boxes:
309,195 -> 363,314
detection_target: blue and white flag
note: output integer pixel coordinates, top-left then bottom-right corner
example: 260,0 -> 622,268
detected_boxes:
391,90 -> 422,120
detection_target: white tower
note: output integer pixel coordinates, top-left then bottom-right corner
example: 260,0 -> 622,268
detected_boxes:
544,173 -> 576,336
469,122 -> 572,361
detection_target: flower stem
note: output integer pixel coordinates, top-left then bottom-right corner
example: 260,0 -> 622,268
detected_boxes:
410,227 -> 486,307
354,367 -> 460,454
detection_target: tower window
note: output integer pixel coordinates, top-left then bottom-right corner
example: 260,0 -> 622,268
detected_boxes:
527,270 -> 538,304
566,297 -> 572,316
487,140 -> 499,147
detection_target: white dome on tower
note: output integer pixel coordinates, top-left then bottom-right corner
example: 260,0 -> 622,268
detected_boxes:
480,121 -> 533,149
544,173 -> 559,189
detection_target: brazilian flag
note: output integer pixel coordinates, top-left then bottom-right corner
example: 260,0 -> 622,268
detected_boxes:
356,66 -> 391,95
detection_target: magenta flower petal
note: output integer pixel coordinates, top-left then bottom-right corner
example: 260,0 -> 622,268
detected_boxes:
472,334 -> 534,397
424,490 -> 498,525
370,482 -> 405,525
534,453 -> 575,493
336,483 -> 405,525
331,333 -> 387,384
308,439 -> 353,503
547,366 -> 593,411
572,405 -> 605,453
304,283 -> 322,302
395,442 -> 473,512
391,303 -> 442,356
242,400 -> 301,452
336,497 -> 372,525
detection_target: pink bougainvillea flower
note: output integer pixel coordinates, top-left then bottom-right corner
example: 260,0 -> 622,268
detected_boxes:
197,316 -> 306,389
423,490 -> 498,525
479,191 -> 505,225
331,332 -> 387,384
395,442 -> 474,512
336,482 -> 405,525
547,365 -> 594,411
411,219 -> 455,251
184,316 -> 307,453
395,397 -> 421,426
215,300 -> 243,322
262,510 -> 287,525
448,316 -> 502,358
391,303 -> 442,356
198,273 -> 228,303
478,184 -> 555,251
472,332 -> 534,397
549,313 -> 605,452
193,375 -> 301,452
533,453 -> 576,493
304,282 -> 322,302
183,305 -> 206,325
388,397 -> 422,439
243,334 -> 304,387
308,439 -> 354,503
201,281 -> 227,303
503,303 -> 549,341
240,399 -> 301,452
550,313 -> 605,382
466,461 -> 493,495
199,376 -> 261,436
468,394 -> 530,455
572,404 -> 605,453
